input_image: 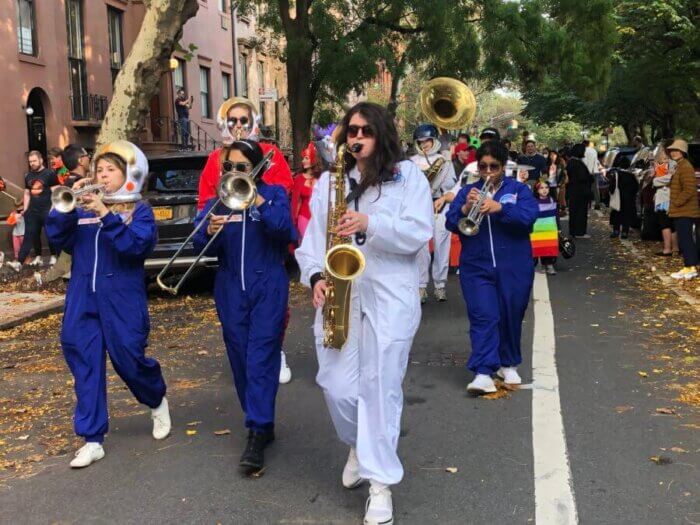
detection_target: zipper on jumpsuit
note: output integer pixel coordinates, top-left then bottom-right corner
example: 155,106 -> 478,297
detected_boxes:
92,223 -> 102,293
487,216 -> 496,268
240,209 -> 246,292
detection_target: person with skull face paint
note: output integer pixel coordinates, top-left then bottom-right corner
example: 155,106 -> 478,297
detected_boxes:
46,141 -> 170,469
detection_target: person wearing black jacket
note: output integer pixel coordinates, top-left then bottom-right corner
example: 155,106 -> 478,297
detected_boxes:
607,156 -> 639,239
566,144 -> 594,238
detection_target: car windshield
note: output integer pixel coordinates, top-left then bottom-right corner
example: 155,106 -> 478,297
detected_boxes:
147,156 -> 206,192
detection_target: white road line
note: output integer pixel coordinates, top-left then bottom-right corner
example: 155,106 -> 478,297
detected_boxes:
532,272 -> 578,524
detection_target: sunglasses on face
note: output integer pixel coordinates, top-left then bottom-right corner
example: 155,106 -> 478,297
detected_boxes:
478,162 -> 502,173
226,117 -> 249,128
223,161 -> 252,173
346,125 -> 375,139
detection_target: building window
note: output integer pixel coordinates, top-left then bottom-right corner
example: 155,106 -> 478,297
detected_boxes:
222,72 -> 231,101
107,7 -> 124,85
218,0 -> 228,12
16,0 -> 37,56
66,0 -> 88,120
240,58 -> 248,97
173,59 -> 186,92
199,66 -> 211,119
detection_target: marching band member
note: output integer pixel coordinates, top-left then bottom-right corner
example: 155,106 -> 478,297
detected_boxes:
46,141 -> 171,468
296,102 -> 433,525
411,124 -> 457,303
445,141 -> 539,394
197,97 -> 294,384
194,139 -> 296,470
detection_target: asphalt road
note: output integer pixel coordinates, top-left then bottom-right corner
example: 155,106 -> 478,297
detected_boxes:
1,219 -> 698,525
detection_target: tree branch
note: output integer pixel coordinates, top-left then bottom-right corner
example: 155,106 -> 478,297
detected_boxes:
363,16 -> 424,34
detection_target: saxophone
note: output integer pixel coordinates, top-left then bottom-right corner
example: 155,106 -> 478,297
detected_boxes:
323,144 -> 366,350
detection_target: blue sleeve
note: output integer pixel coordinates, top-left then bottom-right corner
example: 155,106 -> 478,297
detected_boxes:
192,198 -> 223,257
100,203 -> 157,260
257,185 -> 296,243
46,209 -> 79,253
495,183 -> 539,234
445,186 -> 469,234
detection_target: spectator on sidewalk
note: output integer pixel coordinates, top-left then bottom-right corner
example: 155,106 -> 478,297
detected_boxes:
608,156 -> 639,239
8,151 -> 59,271
62,144 -> 91,188
175,88 -> 193,149
566,144 -> 594,239
48,147 -> 69,185
666,139 -> 699,280
651,145 -> 678,256
7,202 -> 25,260
531,181 -> 560,275
518,139 -> 547,183
546,149 -> 566,203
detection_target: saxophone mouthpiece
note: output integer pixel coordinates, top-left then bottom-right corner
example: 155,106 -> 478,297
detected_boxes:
349,143 -> 363,153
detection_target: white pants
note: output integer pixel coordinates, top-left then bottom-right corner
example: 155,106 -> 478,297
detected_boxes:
418,210 -> 451,289
315,308 -> 413,485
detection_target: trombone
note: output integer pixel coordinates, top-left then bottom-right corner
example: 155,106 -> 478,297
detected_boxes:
156,150 -> 273,295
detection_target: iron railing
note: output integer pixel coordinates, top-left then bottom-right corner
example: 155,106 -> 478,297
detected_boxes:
151,116 -> 220,152
70,93 -> 109,121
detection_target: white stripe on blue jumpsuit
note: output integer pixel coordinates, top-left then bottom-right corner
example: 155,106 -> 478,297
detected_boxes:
193,182 -> 295,432
295,160 -> 433,485
445,177 -> 539,375
46,203 -> 166,443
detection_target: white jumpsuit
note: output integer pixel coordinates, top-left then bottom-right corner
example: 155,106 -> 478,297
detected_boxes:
295,160 -> 433,485
411,153 -> 456,291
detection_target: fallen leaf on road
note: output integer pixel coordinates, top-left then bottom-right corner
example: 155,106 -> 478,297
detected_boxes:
652,369 -> 663,374
669,447 -> 687,453
26,454 -> 43,463
186,430 -> 197,436
649,455 -> 672,465
590,324 -> 599,327
638,371 -> 648,378
17,435 -> 29,441
251,467 -> 266,478
186,421 -> 201,426
214,429 -> 231,436
615,405 -> 634,414
197,350 -> 209,356
655,407 -> 676,415
445,467 -> 458,473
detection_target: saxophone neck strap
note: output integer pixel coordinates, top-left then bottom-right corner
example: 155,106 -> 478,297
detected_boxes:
345,176 -> 366,245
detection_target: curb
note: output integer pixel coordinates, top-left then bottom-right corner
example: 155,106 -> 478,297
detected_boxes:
0,296 -> 65,331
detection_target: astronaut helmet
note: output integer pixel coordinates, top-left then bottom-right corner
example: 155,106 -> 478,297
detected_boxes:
217,97 -> 260,144
92,140 -> 148,204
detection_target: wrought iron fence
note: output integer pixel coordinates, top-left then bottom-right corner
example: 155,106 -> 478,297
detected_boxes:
70,93 -> 109,121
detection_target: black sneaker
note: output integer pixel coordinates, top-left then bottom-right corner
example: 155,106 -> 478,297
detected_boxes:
610,231 -> 619,238
239,429 -> 275,469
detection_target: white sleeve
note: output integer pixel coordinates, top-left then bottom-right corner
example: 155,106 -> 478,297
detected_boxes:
438,160 -> 457,194
295,172 -> 329,287
365,162 -> 434,255
445,177 -> 463,197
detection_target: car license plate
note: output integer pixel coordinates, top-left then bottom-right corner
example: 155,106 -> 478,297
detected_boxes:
152,207 -> 173,221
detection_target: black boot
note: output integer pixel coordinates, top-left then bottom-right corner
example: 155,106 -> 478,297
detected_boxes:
239,429 -> 275,469
610,230 -> 620,238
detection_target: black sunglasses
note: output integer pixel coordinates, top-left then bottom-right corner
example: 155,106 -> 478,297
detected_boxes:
226,117 -> 249,128
223,161 -> 253,173
347,125 -> 375,139
478,162 -> 502,173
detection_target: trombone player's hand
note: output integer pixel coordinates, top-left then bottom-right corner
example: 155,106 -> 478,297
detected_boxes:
207,215 -> 227,236
312,279 -> 328,309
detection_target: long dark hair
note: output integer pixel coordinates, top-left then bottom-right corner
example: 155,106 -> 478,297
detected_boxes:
337,102 -> 403,193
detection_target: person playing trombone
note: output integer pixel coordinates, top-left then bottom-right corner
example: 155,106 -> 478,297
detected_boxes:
193,139 -> 296,471
445,140 -> 538,395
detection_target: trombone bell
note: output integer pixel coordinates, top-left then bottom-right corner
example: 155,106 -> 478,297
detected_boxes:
219,172 -> 257,210
419,77 -> 476,131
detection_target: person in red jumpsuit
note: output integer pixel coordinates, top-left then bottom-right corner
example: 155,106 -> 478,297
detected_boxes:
291,141 -> 322,243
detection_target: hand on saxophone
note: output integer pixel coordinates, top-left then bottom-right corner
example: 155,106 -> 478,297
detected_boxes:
312,279 -> 328,308
336,210 -> 368,237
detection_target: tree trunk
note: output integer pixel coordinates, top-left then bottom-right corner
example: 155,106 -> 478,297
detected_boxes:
97,0 -> 199,145
387,55 -> 407,118
285,40 -> 315,171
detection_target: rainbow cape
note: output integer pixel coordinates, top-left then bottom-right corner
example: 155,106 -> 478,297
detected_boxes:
530,199 -> 559,257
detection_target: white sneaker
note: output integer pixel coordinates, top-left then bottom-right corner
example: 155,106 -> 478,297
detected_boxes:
467,374 -> 497,394
279,350 -> 292,384
342,447 -> 364,489
49,255 -> 57,265
7,261 -> 21,272
670,267 -> 698,280
419,287 -> 428,304
364,482 -> 393,525
70,442 -> 105,468
496,366 -> 522,385
546,264 -> 556,275
434,287 -> 447,302
29,256 -> 43,266
151,397 -> 171,440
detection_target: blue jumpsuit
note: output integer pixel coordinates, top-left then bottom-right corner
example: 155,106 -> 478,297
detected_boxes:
194,182 -> 295,432
46,203 -> 166,443
445,177 -> 539,375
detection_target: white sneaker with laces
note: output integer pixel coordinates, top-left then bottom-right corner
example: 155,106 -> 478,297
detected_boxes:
434,287 -> 447,302
70,442 -> 105,468
342,447 -> 364,489
279,350 -> 292,384
496,366 -> 522,385
29,256 -> 43,266
151,397 -> 171,440
49,255 -> 57,265
419,287 -> 428,304
364,482 -> 393,525
8,261 -> 21,272
670,267 -> 697,280
467,374 -> 497,394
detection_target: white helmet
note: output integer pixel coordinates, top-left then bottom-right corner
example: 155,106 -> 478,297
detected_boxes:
92,140 -> 148,203
216,97 -> 261,144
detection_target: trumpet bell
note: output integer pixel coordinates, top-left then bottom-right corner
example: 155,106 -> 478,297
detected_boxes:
420,77 -> 476,131
458,217 -> 479,236
219,172 -> 257,210
51,186 -> 77,213
325,244 -> 366,281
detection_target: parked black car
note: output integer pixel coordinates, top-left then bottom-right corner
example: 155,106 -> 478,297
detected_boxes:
142,150 -> 217,279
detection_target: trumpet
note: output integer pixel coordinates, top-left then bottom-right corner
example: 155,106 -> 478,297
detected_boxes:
51,184 -> 106,213
156,150 -> 273,295
457,177 -> 494,236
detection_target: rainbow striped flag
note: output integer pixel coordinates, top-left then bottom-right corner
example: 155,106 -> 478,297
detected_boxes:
531,200 -> 559,257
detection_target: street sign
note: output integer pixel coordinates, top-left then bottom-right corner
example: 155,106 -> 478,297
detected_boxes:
259,87 -> 278,102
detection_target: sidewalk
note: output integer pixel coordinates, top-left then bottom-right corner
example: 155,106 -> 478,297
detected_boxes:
0,292 -> 65,330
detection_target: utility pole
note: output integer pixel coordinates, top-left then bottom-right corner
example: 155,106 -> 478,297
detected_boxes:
230,1 -> 240,96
